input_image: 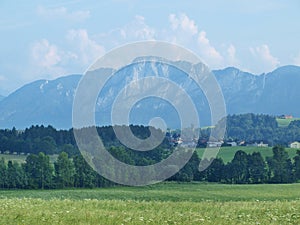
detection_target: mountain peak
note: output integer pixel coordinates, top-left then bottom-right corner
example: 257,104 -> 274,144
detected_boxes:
213,67 -> 240,73
212,67 -> 257,78
0,65 -> 300,129
222,66 -> 240,72
270,65 -> 300,75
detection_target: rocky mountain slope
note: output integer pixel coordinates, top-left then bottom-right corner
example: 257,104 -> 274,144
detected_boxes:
0,62 -> 299,129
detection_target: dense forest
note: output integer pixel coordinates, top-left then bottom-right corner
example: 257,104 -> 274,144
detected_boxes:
0,113 -> 300,189
0,146 -> 300,189
0,125 -> 170,156
1,114 -> 300,156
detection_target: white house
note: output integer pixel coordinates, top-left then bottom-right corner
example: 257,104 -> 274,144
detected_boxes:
257,142 -> 268,147
290,141 -> 300,149
227,141 -> 237,147
207,141 -> 223,148
181,141 -> 197,148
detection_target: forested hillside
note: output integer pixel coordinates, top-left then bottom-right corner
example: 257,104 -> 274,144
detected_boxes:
216,113 -> 300,145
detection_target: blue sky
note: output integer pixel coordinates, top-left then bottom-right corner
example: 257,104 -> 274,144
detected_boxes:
0,0 -> 300,95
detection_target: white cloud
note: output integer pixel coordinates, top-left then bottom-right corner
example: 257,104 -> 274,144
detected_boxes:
197,31 -> 224,67
30,39 -> 66,79
27,13 -> 283,85
66,29 -> 105,66
31,39 -> 61,68
249,44 -> 280,72
119,15 -> 155,40
169,13 -> 198,35
37,5 -> 90,22
116,15 -> 155,41
93,13 -> 225,69
166,13 -> 281,72
166,13 -> 198,45
226,44 -> 239,67
93,15 -> 156,51
166,13 -> 224,68
29,13 -> 280,78
29,29 -> 105,82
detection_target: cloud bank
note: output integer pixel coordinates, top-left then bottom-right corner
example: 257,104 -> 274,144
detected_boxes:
25,12 -> 283,91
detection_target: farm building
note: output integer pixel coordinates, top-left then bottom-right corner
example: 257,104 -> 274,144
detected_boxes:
207,141 -> 223,148
289,141 -> 300,149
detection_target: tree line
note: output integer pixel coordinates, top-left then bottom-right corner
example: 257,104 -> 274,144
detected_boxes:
0,146 -> 300,189
0,152 -> 113,189
1,114 -> 300,156
0,125 -> 169,156
200,146 -> 300,184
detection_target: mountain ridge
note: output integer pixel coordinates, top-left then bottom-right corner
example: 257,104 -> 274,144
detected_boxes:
0,65 -> 299,129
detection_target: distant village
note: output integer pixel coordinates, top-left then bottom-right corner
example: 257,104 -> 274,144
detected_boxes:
166,114 -> 300,149
167,132 -> 300,149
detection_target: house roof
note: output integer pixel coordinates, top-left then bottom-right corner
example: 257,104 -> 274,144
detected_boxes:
290,141 -> 300,144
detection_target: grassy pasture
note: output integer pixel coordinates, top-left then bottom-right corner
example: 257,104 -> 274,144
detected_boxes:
0,153 -> 58,164
276,118 -> 300,127
0,153 -> 27,163
0,183 -> 300,224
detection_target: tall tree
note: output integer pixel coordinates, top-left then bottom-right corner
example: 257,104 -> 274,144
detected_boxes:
0,157 -> 7,188
6,161 -> 17,188
54,152 -> 75,188
247,152 -> 267,184
24,153 -> 54,189
24,154 -> 39,189
73,155 -> 96,188
205,158 -> 225,182
294,150 -> 300,181
6,161 -> 27,189
227,150 -> 249,184
37,152 -> 54,188
168,151 -> 200,182
267,146 -> 294,183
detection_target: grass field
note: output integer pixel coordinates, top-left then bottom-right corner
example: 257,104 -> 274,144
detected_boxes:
0,153 -> 27,163
0,183 -> 300,224
276,118 -> 300,127
197,146 -> 298,163
0,154 -> 58,164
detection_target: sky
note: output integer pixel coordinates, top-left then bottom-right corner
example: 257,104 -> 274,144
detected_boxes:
0,0 -> 300,96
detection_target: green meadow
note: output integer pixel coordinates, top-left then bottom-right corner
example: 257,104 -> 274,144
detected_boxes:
0,153 -> 58,164
0,183 -> 300,224
276,118 -> 300,127
1,145 -> 299,224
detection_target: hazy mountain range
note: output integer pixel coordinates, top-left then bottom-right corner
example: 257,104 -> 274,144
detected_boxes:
0,61 -> 299,129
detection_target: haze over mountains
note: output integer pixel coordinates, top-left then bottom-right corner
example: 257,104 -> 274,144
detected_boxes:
0,62 -> 299,129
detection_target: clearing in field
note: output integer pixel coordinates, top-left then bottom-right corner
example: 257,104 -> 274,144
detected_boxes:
276,117 -> 300,127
